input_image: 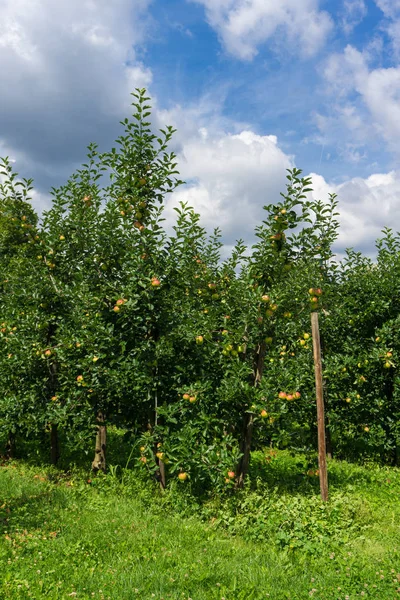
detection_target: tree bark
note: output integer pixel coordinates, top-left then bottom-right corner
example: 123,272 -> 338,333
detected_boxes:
5,431 -> 16,459
236,341 -> 267,488
92,412 -> 107,472
50,423 -> 59,465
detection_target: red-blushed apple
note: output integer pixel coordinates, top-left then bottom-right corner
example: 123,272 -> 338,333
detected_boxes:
286,394 -> 294,401
261,295 -> 270,302
178,472 -> 188,481
278,391 -> 287,400
311,296 -> 318,303
294,391 -> 301,399
189,396 -> 196,403
227,471 -> 235,479
260,409 -> 268,418
76,375 -> 83,382
116,299 -> 125,306
151,277 -> 161,287
315,288 -> 322,296
208,283 -> 216,290
182,393 -> 190,401
44,349 -> 52,357
196,335 -> 204,345
113,306 -> 120,312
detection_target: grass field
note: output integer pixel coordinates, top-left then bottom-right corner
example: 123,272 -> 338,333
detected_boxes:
1,450 -> 400,599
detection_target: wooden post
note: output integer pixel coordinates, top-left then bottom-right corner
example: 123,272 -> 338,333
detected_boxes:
311,312 -> 329,502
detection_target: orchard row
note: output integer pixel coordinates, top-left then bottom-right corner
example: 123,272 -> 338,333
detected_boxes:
0,89 -> 399,491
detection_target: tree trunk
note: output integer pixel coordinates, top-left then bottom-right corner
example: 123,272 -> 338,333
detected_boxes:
236,341 -> 267,488
92,412 -> 107,472
158,460 -> 166,490
5,431 -> 16,459
50,424 -> 59,465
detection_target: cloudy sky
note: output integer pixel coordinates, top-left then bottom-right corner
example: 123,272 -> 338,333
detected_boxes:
1,0 -> 400,255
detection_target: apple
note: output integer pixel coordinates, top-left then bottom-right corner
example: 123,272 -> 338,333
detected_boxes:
266,309 -> 274,317
151,277 -> 161,287
116,299 -> 125,306
113,306 -> 120,312
76,375 -> 84,382
92,356 -> 99,362
196,335 -> 204,345
284,312 -> 291,318
286,394 -> 294,401
315,288 -> 322,296
384,361 -> 391,369
178,472 -> 188,481
182,393 -> 190,401
300,339 -> 306,347
280,209 -> 287,215
265,337 -> 273,344
44,349 -> 52,357
189,396 -> 197,403
139,178 -> 147,186
237,345 -> 244,353
364,426 -> 370,432
260,410 -> 268,418
211,293 -> 219,300
140,446 -> 146,452
227,471 -> 235,479
222,329 -> 229,336
120,210 -> 126,216
156,452 -> 164,460
303,333 -> 310,340
278,391 -> 287,400
294,392 -> 301,399
140,456 -> 147,464
261,295 -> 270,303
208,283 -> 216,290
386,352 -> 393,358
308,288 -> 315,295
139,201 -> 147,209
59,235 -> 65,241
375,337 -> 381,342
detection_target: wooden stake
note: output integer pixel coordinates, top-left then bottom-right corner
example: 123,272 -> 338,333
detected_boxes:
311,312 -> 329,502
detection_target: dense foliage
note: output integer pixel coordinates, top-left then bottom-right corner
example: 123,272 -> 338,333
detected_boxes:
0,89 -> 399,490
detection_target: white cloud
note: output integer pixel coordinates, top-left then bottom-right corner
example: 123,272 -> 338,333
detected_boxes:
0,0 -> 153,178
374,0 -> 400,54
310,170 -> 400,253
189,0 -> 333,60
340,0 -> 367,34
318,45 -> 400,155
375,0 -> 400,18
164,126 -> 293,246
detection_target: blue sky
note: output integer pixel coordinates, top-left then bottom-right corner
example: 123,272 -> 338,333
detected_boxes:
1,0 -> 400,254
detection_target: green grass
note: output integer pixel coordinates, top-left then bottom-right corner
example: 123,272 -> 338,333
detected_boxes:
1,452 -> 400,599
